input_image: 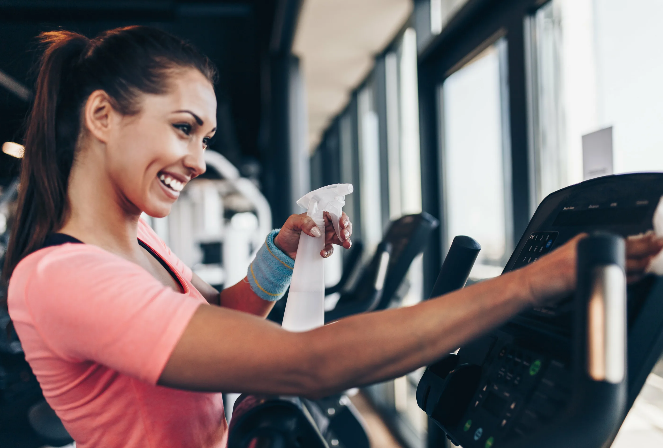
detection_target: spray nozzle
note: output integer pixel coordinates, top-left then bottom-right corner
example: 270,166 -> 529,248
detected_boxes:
297,184 -> 353,239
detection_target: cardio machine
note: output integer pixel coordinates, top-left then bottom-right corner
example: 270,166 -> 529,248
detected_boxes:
229,173 -> 663,448
417,172 -> 663,448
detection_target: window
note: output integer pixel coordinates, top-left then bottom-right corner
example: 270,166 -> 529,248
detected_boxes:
529,0 -> 663,205
439,38 -> 512,279
528,1 -> 663,445
357,81 -> 383,252
359,27 -> 428,448
339,109 -> 362,244
430,0 -> 471,34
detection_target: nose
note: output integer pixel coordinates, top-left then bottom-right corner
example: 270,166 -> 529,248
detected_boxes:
184,145 -> 207,178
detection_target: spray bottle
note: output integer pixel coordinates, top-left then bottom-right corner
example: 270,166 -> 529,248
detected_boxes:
281,183 -> 353,332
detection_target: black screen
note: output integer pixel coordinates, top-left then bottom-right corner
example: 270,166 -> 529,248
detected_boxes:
553,206 -> 649,227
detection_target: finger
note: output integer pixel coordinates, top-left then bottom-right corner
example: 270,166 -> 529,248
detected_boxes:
299,214 -> 322,238
323,211 -> 340,237
627,232 -> 663,258
339,212 -> 351,229
320,243 -> 334,258
626,255 -> 653,275
320,211 -> 352,248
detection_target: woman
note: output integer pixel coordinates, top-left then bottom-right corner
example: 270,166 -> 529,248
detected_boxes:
2,26 -> 661,448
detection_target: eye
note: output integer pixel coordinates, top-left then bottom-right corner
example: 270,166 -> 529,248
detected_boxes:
202,137 -> 210,150
173,123 -> 192,136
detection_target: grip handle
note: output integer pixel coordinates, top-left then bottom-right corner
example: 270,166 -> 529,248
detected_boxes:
429,235 -> 481,299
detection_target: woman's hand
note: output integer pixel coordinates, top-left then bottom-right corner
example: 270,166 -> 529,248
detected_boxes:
525,232 -> 663,307
524,234 -> 586,307
625,231 -> 663,282
273,212 -> 353,260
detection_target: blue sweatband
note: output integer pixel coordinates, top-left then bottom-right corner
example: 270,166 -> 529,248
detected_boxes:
247,229 -> 295,301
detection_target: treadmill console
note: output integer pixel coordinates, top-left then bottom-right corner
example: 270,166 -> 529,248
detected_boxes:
417,174 -> 663,448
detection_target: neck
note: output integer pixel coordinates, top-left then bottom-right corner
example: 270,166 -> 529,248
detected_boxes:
59,149 -> 142,256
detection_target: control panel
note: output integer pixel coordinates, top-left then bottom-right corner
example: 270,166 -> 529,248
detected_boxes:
450,344 -> 571,447
418,174 -> 663,448
511,232 -> 558,270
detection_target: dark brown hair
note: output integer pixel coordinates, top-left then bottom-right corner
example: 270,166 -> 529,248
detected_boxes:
2,26 -> 217,283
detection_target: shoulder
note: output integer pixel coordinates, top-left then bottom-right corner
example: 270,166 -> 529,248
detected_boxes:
9,243 -> 146,301
12,243 -> 109,281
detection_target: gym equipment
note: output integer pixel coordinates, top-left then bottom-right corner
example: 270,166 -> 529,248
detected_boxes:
324,241 -> 364,296
417,173 -> 662,448
228,212 -> 439,448
326,212 -> 439,322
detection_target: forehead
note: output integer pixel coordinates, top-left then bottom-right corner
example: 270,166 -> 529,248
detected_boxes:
142,69 -> 217,127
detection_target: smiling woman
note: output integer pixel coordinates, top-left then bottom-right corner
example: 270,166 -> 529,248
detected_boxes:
2,26 -> 218,276
0,25 -> 352,448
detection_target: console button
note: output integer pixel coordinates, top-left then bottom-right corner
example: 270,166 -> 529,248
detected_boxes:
513,426 -> 527,438
544,360 -> 570,382
529,360 -> 542,376
514,352 -> 523,364
529,392 -> 558,418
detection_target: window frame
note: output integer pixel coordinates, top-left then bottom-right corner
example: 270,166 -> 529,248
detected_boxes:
417,0 -> 543,310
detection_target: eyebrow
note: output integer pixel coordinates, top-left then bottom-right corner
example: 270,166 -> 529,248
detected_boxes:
174,110 -> 217,133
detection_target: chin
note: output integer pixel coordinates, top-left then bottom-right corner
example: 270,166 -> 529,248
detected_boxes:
141,202 -> 173,219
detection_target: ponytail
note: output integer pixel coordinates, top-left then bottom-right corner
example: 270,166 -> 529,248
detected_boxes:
2,32 -> 89,283
2,26 -> 217,283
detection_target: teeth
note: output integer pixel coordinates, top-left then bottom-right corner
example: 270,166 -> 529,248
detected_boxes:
159,174 -> 184,192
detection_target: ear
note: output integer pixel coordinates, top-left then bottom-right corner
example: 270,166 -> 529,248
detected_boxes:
83,90 -> 116,144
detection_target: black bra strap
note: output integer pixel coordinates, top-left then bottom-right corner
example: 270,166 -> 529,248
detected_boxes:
42,233 -> 84,248
137,240 -> 184,290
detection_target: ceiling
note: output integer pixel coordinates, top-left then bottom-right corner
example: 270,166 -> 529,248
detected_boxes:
293,0 -> 413,150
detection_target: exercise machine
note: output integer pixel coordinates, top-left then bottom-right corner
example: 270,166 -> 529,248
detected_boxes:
417,173 -> 663,448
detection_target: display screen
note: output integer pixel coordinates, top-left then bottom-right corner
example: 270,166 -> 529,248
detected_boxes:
553,206 -> 649,227
482,391 -> 507,417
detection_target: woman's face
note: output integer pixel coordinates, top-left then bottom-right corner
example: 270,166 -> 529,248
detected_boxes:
104,68 -> 216,218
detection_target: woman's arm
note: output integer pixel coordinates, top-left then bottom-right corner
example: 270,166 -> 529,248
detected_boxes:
159,235 -> 581,399
190,211 -> 353,316
191,273 -> 275,317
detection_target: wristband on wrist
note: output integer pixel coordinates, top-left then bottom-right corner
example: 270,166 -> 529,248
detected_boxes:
247,229 -> 295,301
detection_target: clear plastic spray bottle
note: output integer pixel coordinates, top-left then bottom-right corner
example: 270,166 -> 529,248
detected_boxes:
281,184 -> 353,332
